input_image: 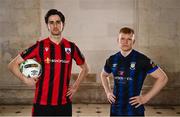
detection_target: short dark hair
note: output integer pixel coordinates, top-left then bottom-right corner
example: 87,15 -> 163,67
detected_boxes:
119,27 -> 134,34
45,9 -> 65,24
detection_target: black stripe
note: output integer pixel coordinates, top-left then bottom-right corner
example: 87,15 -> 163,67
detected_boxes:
66,62 -> 71,103
36,41 -> 44,103
118,60 -> 131,115
133,72 -> 140,115
21,43 -> 37,58
70,43 -> 75,58
75,45 -> 84,61
114,57 -> 124,114
133,70 -> 138,96
47,44 -> 55,104
66,43 -> 74,102
58,43 -> 66,104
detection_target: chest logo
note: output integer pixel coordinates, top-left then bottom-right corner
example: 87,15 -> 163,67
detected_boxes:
45,47 -> 49,52
130,62 -> 136,70
65,48 -> 71,54
118,71 -> 124,76
112,64 -> 117,68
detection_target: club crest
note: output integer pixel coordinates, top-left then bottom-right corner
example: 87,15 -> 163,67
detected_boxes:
130,62 -> 136,70
45,47 -> 49,52
65,48 -> 71,54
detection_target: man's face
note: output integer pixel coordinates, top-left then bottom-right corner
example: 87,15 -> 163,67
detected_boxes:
47,15 -> 64,36
118,33 -> 135,52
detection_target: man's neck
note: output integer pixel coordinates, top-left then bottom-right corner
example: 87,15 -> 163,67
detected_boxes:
120,49 -> 133,57
49,34 -> 62,44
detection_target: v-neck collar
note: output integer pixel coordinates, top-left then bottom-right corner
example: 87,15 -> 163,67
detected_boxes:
119,49 -> 134,59
48,37 -> 64,46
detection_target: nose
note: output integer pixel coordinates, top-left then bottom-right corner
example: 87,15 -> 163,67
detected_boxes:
53,22 -> 58,27
125,39 -> 129,44
122,39 -> 128,44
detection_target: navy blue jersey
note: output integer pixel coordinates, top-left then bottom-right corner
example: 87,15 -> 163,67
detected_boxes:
103,49 -> 158,116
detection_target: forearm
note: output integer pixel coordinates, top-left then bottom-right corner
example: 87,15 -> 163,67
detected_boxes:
8,55 -> 27,82
8,62 -> 26,82
101,73 -> 111,94
144,76 -> 168,101
72,66 -> 88,89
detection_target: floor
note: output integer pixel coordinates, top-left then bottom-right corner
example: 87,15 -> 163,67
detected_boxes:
0,104 -> 180,116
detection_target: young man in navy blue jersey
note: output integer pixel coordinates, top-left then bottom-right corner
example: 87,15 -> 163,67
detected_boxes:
8,9 -> 88,116
101,27 -> 168,116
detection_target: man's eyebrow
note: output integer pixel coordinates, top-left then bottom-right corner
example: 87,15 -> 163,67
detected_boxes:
49,20 -> 61,22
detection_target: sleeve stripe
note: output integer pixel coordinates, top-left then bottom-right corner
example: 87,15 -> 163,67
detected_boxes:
75,45 -> 84,61
21,43 -> 38,59
147,66 -> 159,74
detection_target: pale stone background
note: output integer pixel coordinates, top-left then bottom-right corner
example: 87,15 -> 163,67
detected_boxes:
0,0 -> 179,105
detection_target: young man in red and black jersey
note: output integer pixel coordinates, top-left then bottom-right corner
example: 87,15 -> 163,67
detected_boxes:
8,9 -> 89,116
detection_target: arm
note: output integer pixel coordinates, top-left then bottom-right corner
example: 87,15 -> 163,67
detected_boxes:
130,67 -> 168,108
101,70 -> 116,104
66,62 -> 89,99
8,54 -> 37,86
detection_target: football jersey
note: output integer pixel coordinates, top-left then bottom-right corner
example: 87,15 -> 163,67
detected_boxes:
20,37 -> 85,105
104,49 -> 158,116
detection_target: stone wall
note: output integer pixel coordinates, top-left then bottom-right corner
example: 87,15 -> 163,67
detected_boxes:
136,0 -> 180,105
0,0 -> 180,105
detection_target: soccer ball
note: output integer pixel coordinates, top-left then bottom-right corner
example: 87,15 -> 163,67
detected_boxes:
20,59 -> 42,78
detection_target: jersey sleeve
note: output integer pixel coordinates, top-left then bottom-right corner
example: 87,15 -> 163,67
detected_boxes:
143,56 -> 159,74
73,43 -> 85,65
20,41 -> 39,60
103,57 -> 112,74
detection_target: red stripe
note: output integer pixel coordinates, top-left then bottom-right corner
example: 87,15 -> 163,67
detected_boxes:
33,43 -> 40,104
34,82 -> 39,104
51,45 -> 61,105
40,40 -> 51,105
31,106 -> 34,116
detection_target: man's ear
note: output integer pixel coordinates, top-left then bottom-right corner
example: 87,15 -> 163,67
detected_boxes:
61,22 -> 65,31
47,24 -> 50,31
133,39 -> 135,44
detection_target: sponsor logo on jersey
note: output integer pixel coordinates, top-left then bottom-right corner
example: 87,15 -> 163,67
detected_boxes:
45,57 -> 69,64
118,71 -> 124,76
114,76 -> 133,81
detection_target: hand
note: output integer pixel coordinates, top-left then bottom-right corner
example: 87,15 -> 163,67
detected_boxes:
66,85 -> 77,99
129,95 -> 149,108
106,92 -> 116,104
23,77 -> 38,87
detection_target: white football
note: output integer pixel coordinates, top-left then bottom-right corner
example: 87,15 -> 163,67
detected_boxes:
19,59 -> 42,78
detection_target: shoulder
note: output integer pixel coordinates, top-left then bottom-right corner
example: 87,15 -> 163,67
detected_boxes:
38,37 -> 49,44
62,37 -> 74,45
106,52 -> 119,61
133,49 -> 149,60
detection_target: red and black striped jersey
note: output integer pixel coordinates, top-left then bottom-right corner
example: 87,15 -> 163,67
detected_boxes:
20,37 -> 85,105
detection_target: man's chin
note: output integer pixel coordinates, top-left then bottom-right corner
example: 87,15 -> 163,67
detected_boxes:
121,48 -> 132,52
52,33 -> 61,36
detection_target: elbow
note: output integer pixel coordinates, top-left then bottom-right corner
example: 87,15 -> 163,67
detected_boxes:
161,75 -> 168,86
8,61 -> 13,71
84,65 -> 89,76
164,75 -> 168,84
8,59 -> 18,72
